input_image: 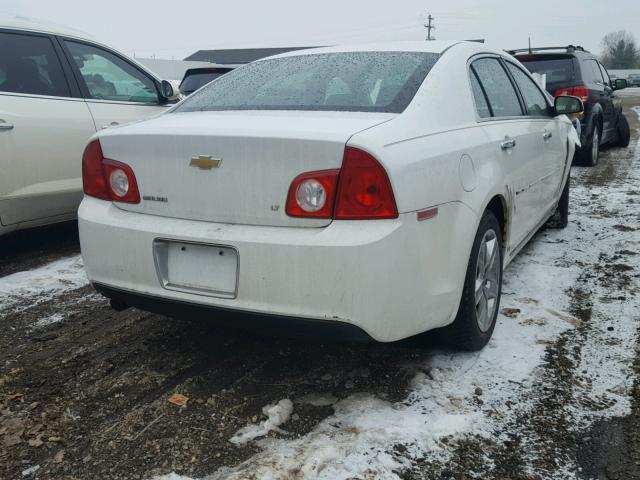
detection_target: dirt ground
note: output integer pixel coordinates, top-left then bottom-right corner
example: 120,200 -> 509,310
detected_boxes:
1,97 -> 639,480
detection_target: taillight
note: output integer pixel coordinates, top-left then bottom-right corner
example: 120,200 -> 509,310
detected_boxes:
554,85 -> 589,103
286,170 -> 339,218
82,139 -> 110,201
103,160 -> 141,203
335,147 -> 398,219
285,147 -> 398,220
82,139 -> 140,204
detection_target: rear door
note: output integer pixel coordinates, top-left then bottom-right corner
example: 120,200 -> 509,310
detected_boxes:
504,61 -> 566,213
582,59 -> 612,131
0,29 -> 96,226
60,39 -> 169,130
470,57 -> 545,250
597,62 -> 621,141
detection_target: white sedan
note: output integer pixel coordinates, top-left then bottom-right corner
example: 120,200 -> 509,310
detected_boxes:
78,41 -> 582,350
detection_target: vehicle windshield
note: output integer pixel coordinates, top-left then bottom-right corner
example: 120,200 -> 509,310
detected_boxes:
517,57 -> 574,90
180,70 -> 232,95
173,52 -> 440,114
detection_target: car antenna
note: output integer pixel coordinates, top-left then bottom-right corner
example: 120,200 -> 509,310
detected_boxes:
528,37 -> 532,54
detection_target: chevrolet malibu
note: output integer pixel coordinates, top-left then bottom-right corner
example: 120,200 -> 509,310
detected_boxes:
78,41 -> 583,350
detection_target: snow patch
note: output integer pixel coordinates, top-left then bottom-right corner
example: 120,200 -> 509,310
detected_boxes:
230,399 -> 293,445
0,255 -> 88,312
32,313 -> 66,329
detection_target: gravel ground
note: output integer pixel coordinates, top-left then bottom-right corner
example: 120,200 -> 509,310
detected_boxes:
1,97 -> 639,480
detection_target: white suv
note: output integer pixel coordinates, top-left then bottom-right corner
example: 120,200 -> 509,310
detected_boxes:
0,17 -> 179,236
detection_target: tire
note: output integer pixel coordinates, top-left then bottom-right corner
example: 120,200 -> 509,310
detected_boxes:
575,122 -> 600,167
614,114 -> 631,148
442,210 -> 503,351
547,171 -> 570,229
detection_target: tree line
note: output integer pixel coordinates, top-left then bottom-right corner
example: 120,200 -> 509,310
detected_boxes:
600,31 -> 640,69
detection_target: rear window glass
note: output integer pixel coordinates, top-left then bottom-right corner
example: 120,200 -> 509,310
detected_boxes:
180,70 -> 231,95
174,52 -> 440,114
517,57 -> 574,87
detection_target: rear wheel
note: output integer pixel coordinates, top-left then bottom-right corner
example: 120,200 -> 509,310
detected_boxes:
547,171 -> 570,229
443,210 -> 503,351
614,113 -> 631,148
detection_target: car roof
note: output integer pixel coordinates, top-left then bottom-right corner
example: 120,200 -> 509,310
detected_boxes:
0,15 -> 167,82
514,51 -> 594,61
264,40 -> 464,60
0,15 -> 95,41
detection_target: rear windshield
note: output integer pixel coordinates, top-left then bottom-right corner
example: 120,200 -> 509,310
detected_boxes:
180,70 -> 231,95
517,57 -> 574,88
174,52 -> 440,114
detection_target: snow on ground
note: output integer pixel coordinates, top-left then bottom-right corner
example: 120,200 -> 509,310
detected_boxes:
0,255 -> 88,312
230,399 -> 294,445
616,87 -> 640,98
153,110 -> 640,480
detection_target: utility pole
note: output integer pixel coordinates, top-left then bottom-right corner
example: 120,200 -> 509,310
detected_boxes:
425,14 -> 435,41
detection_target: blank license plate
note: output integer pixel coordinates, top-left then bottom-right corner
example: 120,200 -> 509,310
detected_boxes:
154,240 -> 238,298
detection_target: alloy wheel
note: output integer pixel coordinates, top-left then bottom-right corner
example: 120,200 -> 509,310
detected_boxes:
475,229 -> 500,333
592,129 -> 599,165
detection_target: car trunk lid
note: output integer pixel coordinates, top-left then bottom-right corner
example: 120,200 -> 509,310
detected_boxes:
98,110 -> 395,227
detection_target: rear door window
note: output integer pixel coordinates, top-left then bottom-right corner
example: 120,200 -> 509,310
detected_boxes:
597,63 -> 612,87
471,58 -> 523,118
0,32 -> 70,97
506,63 -> 551,116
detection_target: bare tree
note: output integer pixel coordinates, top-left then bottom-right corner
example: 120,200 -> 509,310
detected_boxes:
600,31 -> 640,69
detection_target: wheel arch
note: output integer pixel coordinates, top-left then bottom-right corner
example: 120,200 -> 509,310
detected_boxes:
484,194 -> 508,248
586,103 -> 604,138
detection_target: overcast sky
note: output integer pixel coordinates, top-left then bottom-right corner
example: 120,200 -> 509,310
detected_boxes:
2,0 -> 639,60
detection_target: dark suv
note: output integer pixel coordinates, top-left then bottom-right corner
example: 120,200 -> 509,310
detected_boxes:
511,46 -> 630,166
179,66 -> 235,96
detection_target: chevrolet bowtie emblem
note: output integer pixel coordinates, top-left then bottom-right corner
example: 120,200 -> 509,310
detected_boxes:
190,155 -> 222,170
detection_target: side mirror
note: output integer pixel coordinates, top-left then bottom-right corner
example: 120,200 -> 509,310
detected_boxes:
555,95 -> 584,116
614,78 -> 628,91
160,80 -> 181,101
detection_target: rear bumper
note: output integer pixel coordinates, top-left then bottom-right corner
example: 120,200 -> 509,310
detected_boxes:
94,283 -> 373,342
78,197 -> 477,342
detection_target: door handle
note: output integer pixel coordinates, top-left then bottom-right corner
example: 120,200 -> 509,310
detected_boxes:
0,121 -> 14,131
101,121 -> 120,129
543,131 -> 553,141
500,138 -> 517,150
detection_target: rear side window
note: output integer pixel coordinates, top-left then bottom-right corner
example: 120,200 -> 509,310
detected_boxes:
506,63 -> 551,116
470,71 -> 491,118
471,58 -> 523,118
583,60 -> 604,84
0,32 -> 70,97
174,52 -> 440,114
